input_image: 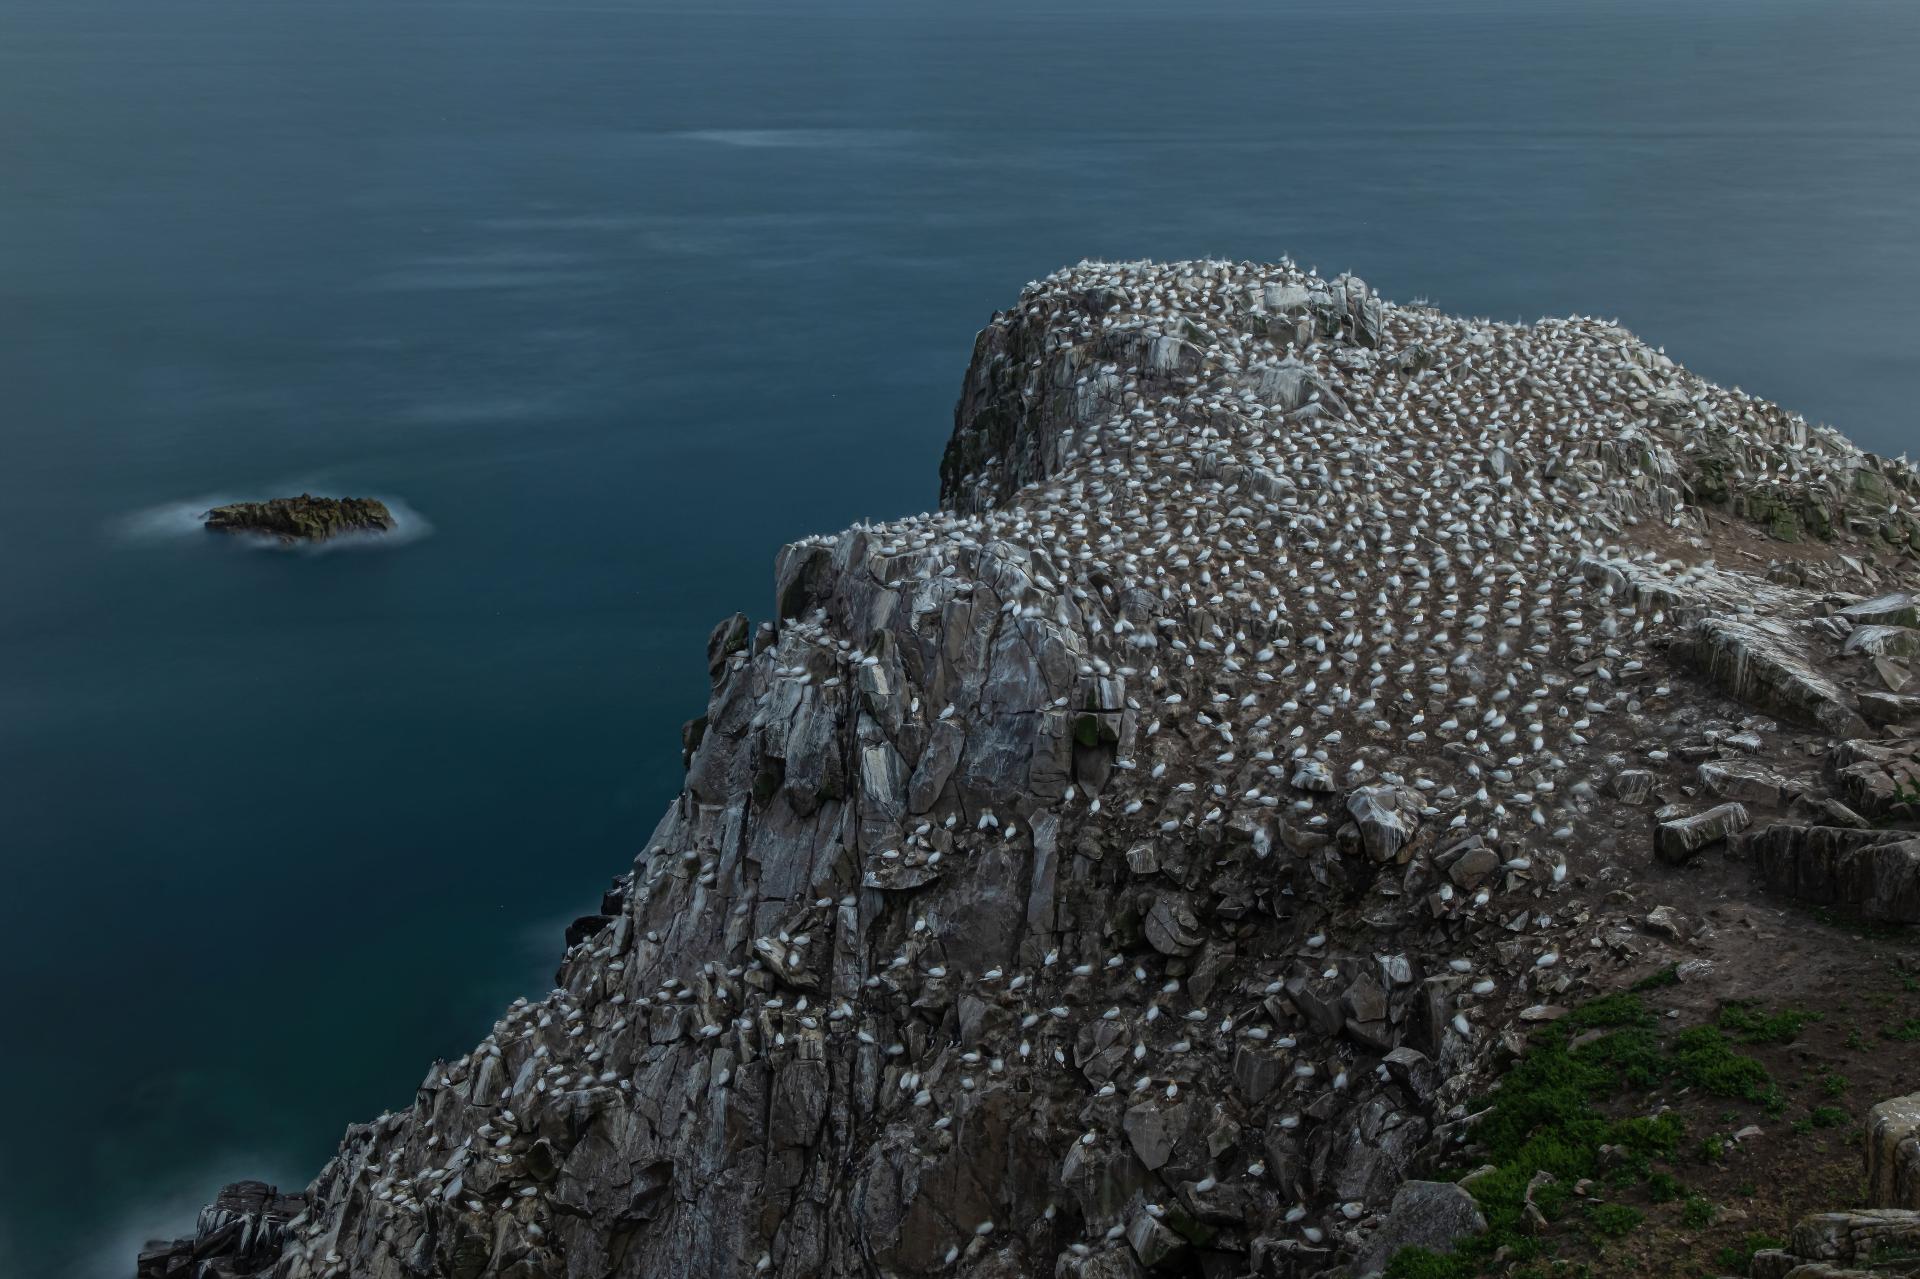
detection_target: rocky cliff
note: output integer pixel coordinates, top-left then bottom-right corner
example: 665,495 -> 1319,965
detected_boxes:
140,259 -> 1920,1279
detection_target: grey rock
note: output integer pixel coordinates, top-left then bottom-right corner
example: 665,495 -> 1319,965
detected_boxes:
1143,893 -> 1205,956
1124,1103 -> 1187,1172
1126,1210 -> 1189,1268
1350,1180 -> 1487,1278
1868,1093 -> 1920,1210
1672,615 -> 1870,737
1845,625 -> 1920,660
1447,845 -> 1500,889
1748,822 -> 1920,922
1382,1048 -> 1440,1101
1860,691 -> 1920,727
136,1181 -> 306,1279
1643,905 -> 1688,940
1611,769 -> 1656,803
1698,758 -> 1806,806
1841,592 -> 1920,628
1656,802 -> 1751,864
1347,785 -> 1420,863
1291,759 -> 1337,792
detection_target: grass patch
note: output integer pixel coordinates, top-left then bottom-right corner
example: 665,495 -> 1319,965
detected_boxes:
1631,964 -> 1680,992
1717,1001 -> 1818,1045
1587,1203 -> 1643,1238
1810,1105 -> 1848,1129
1714,1233 -> 1785,1276
1387,991 -> 1792,1278
1670,1027 -> 1777,1103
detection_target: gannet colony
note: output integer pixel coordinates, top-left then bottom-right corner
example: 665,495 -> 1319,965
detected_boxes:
141,259 -> 1920,1279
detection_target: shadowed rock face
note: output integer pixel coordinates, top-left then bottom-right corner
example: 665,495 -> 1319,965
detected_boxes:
204,494 -> 395,543
141,258 -> 1920,1279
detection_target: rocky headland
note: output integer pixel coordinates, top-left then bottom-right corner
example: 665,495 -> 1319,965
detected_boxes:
141,259 -> 1920,1279
204,495 -> 396,543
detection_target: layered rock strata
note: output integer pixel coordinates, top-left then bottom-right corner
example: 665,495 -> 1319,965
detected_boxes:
142,259 -> 1920,1279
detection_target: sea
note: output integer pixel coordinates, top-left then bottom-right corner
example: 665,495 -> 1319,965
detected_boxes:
1,1 -> 1915,1273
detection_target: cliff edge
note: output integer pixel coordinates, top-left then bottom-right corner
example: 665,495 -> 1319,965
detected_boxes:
140,259 -> 1920,1279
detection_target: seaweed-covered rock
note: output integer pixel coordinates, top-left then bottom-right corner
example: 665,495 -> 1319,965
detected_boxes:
204,494 -> 395,543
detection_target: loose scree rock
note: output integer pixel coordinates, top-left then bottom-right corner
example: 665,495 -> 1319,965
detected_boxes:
140,258 -> 1920,1279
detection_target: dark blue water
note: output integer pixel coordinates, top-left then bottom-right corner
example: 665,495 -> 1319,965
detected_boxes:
1,1 -> 1915,1272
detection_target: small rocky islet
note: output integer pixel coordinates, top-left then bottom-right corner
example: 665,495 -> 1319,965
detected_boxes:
203,494 -> 395,544
141,258 -> 1920,1279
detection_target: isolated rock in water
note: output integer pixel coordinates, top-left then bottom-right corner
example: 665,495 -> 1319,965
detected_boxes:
204,493 -> 395,542
142,257 -> 1920,1279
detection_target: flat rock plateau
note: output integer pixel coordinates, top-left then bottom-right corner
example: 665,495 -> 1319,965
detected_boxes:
141,259 -> 1920,1279
203,494 -> 396,543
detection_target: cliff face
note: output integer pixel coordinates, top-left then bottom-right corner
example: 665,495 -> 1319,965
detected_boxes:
142,260 -> 1920,1279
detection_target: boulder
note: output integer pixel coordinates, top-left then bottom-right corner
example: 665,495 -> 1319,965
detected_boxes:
1350,1180 -> 1487,1278
1656,802 -> 1751,865
1671,616 -> 1869,737
1347,785 -> 1421,863
1841,592 -> 1920,628
1747,822 -> 1920,921
1291,759 -> 1336,793
1845,625 -> 1920,660
1611,769 -> 1656,803
1123,1102 -> 1187,1172
1698,758 -> 1806,806
1868,1093 -> 1920,1210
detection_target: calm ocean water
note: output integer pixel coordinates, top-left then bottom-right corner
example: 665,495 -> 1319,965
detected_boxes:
1,1 -> 1915,1272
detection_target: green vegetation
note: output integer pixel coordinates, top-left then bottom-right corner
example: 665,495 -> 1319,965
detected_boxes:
1586,1203 -> 1642,1238
1385,1250 -> 1478,1279
1670,1027 -> 1778,1104
1630,964 -> 1680,992
1384,990 -> 1790,1278
1811,1105 -> 1848,1129
1821,1072 -> 1850,1097
1713,1233 -> 1786,1276
1716,1001 -> 1818,1045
